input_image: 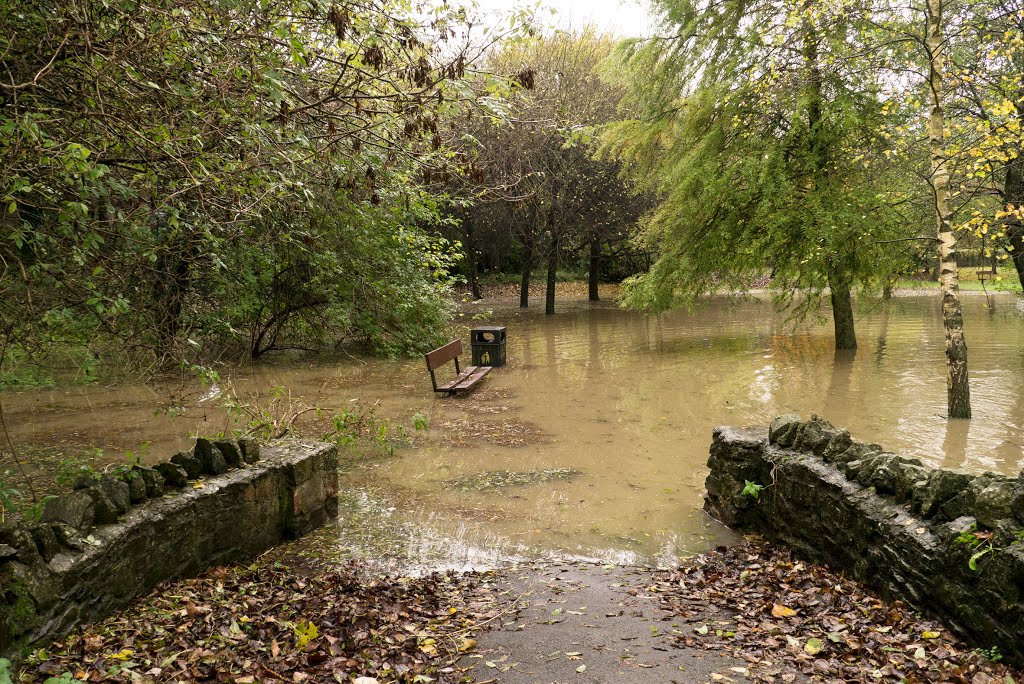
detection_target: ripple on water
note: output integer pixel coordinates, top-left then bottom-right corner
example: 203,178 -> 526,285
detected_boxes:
6,292 -> 1024,568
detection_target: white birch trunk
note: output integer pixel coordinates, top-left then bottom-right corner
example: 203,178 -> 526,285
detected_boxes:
926,0 -> 971,419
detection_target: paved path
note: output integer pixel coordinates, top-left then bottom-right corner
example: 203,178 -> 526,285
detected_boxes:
463,562 -> 750,684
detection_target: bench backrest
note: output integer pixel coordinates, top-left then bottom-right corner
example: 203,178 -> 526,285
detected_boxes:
425,339 -> 462,372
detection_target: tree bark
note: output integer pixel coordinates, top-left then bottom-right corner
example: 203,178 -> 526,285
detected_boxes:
545,237 -> 557,315
153,236 -> 192,362
519,239 -> 532,308
828,267 -> 857,350
801,14 -> 856,351
927,0 -> 971,419
588,238 -> 600,302
462,211 -> 482,301
544,187 -> 560,316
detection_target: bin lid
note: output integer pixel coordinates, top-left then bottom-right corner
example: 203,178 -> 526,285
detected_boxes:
471,325 -> 506,333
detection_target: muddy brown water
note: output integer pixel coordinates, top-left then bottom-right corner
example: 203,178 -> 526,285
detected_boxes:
5,291 -> 1024,571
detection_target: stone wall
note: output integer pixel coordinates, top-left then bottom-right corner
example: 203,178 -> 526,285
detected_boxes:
0,439 -> 338,658
705,415 -> 1024,665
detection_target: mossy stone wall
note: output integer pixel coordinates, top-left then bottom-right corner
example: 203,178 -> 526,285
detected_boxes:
0,441 -> 337,658
705,416 -> 1024,665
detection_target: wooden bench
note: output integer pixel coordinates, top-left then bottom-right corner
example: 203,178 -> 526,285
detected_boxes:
425,339 -> 491,395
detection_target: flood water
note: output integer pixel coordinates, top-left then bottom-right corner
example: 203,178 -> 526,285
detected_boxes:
5,291 -> 1024,570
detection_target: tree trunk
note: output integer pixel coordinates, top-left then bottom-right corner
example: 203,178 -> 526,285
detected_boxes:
545,235 -> 557,315
519,242 -> 532,309
1003,147 -> 1024,288
927,0 -> 971,419
803,16 -> 855,352
153,237 -> 192,362
544,188 -> 560,316
828,268 -> 857,350
588,238 -> 600,302
463,212 -> 482,301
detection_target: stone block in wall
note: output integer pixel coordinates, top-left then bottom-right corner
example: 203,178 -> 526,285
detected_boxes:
155,462 -> 188,488
704,417 -> 1024,667
1012,475 -> 1024,525
976,481 -> 1015,529
768,414 -> 801,446
214,440 -> 243,467
48,523 -> 85,552
912,469 -> 975,519
170,452 -> 203,479
122,473 -> 147,504
194,439 -> 228,475
26,524 -> 60,563
134,467 -> 165,498
238,436 -> 261,463
41,491 -> 95,532
84,479 -> 130,525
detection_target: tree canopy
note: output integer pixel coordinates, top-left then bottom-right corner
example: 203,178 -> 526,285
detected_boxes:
0,0 -> 529,372
602,0 -> 924,349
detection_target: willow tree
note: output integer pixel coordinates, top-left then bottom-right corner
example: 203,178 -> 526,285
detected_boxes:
603,0 -> 916,350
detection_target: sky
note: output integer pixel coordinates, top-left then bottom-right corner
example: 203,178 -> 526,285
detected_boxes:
465,0 -> 656,38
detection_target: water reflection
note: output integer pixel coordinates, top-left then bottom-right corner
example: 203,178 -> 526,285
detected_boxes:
4,292 -> 1024,568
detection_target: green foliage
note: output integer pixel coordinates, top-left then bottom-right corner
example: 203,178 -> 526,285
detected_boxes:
969,547 -> 993,571
952,525 -> 1001,571
1,472 -> 22,522
23,495 -> 58,522
975,645 -> 1003,663
323,403 -> 402,455
602,0 -> 919,329
412,413 -> 430,431
55,452 -> 104,487
443,29 -> 650,307
44,675 -> 75,684
0,0 -> 530,372
0,658 -> 11,684
954,526 -> 984,549
741,480 -> 764,501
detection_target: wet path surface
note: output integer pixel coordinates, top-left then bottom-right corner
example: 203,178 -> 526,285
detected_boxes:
465,563 -> 746,684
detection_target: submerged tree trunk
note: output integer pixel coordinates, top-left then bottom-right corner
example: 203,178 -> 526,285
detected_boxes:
927,0 -> 971,419
544,188 -> 560,315
545,232 -> 557,315
828,267 -> 857,350
516,240 -> 532,307
588,238 -> 600,302
803,16 -> 855,352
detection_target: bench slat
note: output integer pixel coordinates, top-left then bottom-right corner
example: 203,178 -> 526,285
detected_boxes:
452,366 -> 491,392
425,339 -> 462,372
435,365 -> 491,393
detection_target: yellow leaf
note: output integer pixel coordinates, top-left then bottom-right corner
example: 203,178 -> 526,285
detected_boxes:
293,620 -> 318,648
771,603 -> 797,618
922,631 -> 941,639
804,637 -> 823,655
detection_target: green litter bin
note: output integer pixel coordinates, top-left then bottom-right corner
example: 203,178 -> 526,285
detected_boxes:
470,326 -> 506,367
